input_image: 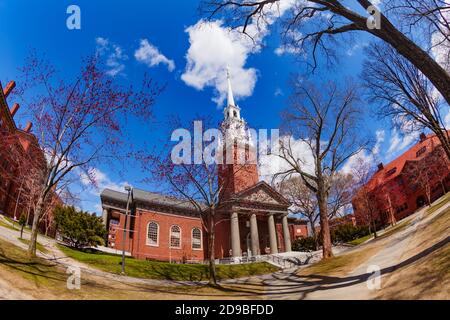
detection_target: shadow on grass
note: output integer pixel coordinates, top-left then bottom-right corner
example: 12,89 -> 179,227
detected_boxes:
183,235 -> 450,299
0,246 -> 65,284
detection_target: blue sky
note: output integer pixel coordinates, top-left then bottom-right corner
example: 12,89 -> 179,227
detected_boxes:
0,0 -> 421,214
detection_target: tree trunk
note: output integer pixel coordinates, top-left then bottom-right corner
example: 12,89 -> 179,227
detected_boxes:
433,129 -> 450,161
370,211 -> 377,238
353,1 -> 450,105
317,191 -> 333,259
309,217 -> 318,250
20,225 -> 24,239
28,197 -> 45,257
207,213 -> 217,286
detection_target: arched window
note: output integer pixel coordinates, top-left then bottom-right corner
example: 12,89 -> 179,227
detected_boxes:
191,228 -> 202,250
146,222 -> 159,246
170,225 -> 181,248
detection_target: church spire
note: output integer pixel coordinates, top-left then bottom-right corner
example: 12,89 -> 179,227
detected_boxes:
226,66 -> 236,107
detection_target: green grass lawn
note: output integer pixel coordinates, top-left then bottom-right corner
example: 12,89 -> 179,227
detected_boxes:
18,238 -> 49,254
426,192 -> 450,216
57,244 -> 278,281
347,234 -> 373,246
0,238 -> 64,288
0,219 -> 19,231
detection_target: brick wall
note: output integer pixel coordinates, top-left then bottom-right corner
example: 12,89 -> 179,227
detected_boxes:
112,208 -> 205,262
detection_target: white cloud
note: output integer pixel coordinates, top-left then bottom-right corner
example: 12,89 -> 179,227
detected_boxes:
445,110 -> 450,128
346,42 -> 369,56
341,129 -> 385,174
134,39 -> 175,72
431,2 -> 450,73
430,3 -> 450,101
275,29 -> 304,56
259,135 -> 315,183
274,87 -> 284,97
181,20 -> 258,106
386,128 -> 419,158
81,167 -> 130,197
372,129 -> 385,155
181,0 -> 297,105
95,37 -> 128,77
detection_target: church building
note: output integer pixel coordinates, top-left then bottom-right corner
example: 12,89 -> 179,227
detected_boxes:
100,71 -> 308,262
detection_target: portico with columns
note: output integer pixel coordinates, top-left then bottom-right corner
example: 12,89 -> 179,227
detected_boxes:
217,181 -> 292,258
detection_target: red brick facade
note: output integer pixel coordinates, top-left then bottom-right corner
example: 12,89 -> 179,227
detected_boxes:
111,207 -> 205,262
352,133 -> 450,228
0,80 -> 60,236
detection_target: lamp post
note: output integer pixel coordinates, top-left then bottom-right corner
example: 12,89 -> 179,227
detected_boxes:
121,185 -> 133,275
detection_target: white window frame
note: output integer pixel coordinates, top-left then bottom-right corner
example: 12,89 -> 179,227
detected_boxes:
146,221 -> 159,247
169,225 -> 181,249
191,227 -> 202,250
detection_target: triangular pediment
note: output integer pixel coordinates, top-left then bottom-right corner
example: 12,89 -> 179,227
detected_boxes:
233,181 -> 290,206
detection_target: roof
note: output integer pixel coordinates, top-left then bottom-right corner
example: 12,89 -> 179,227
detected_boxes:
100,188 -> 206,212
287,217 -> 308,224
0,81 -> 17,131
232,180 -> 291,206
363,133 -> 443,193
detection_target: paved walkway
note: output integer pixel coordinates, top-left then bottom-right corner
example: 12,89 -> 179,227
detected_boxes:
0,200 -> 447,299
221,201 -> 449,299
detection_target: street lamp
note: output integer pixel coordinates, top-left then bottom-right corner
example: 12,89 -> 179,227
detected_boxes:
121,185 -> 133,275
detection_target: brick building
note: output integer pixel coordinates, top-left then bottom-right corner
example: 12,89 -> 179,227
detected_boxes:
100,71 -> 308,262
352,132 -> 450,227
0,80 -> 59,236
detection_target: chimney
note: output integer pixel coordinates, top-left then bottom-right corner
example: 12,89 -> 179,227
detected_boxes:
3,81 -> 16,98
419,132 -> 426,142
10,103 -> 20,118
24,121 -> 33,133
377,163 -> 384,171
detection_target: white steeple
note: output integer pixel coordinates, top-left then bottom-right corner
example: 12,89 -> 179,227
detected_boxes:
226,66 -> 236,107
223,67 -> 241,121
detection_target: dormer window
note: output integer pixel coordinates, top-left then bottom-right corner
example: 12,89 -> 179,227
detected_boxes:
416,146 -> 426,157
385,167 -> 397,177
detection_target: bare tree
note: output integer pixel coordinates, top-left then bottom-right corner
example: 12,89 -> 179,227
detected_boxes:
15,52 -> 161,256
402,145 -> 450,206
351,157 -> 379,237
279,171 -> 354,249
363,42 -> 450,160
278,177 -> 319,247
274,80 -> 369,259
328,172 -> 355,218
201,0 -> 450,105
385,0 -> 450,65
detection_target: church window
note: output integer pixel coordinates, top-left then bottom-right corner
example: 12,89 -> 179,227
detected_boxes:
192,228 -> 202,249
170,225 -> 181,248
146,221 -> 159,246
233,110 -> 237,117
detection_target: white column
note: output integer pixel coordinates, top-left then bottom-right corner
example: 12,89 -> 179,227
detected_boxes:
267,214 -> 278,254
230,212 -> 241,257
282,215 -> 292,252
250,213 -> 260,256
